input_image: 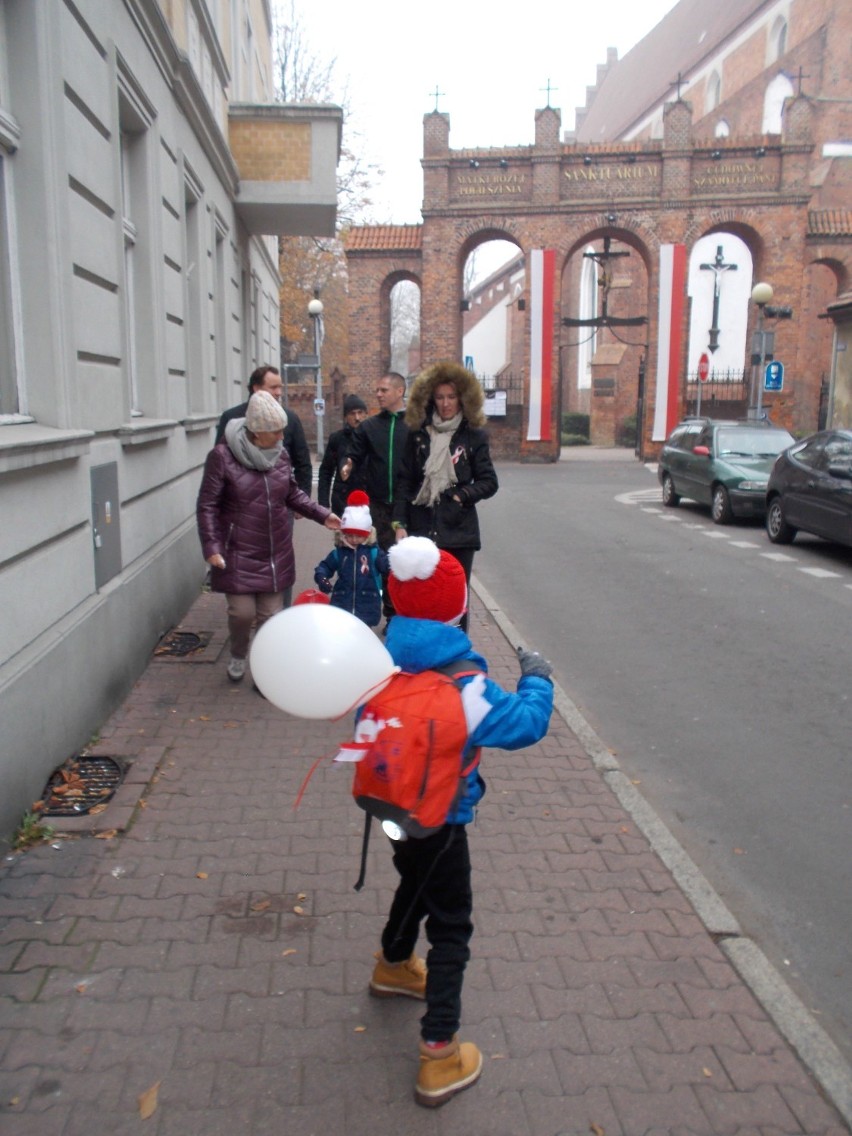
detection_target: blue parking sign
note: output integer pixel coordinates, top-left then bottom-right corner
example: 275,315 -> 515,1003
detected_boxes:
764,361 -> 784,391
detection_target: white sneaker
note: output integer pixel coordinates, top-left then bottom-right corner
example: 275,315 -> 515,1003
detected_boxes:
227,656 -> 246,682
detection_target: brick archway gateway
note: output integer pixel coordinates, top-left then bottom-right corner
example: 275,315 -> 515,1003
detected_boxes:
346,95 -> 833,461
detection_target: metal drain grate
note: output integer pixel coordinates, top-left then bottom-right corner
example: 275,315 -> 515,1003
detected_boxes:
154,630 -> 212,657
39,756 -> 125,817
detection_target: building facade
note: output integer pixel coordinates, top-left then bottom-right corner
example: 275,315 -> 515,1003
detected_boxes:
345,0 -> 850,456
0,0 -> 341,841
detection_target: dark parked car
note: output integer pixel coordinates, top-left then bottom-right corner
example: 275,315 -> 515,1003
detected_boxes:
658,417 -> 795,524
765,429 -> 852,547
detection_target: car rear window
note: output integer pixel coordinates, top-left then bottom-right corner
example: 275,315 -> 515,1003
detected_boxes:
716,428 -> 794,457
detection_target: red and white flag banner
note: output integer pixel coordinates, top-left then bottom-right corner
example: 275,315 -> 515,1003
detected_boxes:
652,243 -> 687,442
527,248 -> 555,442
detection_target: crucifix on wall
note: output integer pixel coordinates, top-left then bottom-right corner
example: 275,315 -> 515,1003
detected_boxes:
562,237 -> 648,328
699,244 -> 738,353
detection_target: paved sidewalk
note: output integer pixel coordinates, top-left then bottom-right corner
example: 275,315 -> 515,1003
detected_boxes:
1,521 -> 849,1136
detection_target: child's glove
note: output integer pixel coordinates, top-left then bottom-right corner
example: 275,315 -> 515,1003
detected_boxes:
317,577 -> 332,594
517,647 -> 553,680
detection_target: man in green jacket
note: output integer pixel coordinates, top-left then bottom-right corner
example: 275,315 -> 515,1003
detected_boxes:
341,372 -> 408,623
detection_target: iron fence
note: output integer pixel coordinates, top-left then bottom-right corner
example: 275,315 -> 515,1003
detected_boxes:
476,371 -> 525,405
683,368 -> 749,417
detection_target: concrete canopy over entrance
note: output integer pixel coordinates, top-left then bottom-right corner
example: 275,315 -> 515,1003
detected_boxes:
346,96 -> 824,459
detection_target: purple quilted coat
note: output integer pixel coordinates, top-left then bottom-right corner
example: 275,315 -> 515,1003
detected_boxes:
197,443 -> 330,595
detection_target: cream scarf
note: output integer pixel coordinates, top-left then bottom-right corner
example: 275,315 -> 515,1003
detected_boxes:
413,411 -> 463,506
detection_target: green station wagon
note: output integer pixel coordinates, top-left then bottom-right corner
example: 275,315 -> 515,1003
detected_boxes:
658,417 -> 795,524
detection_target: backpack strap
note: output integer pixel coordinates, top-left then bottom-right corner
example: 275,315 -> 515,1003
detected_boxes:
353,813 -> 372,892
432,660 -> 483,772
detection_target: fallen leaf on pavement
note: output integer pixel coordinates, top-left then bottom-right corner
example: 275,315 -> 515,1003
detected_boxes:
590,1124 -> 606,1136
281,949 -> 297,957
703,1067 -> 713,1077
94,830 -> 118,840
196,872 -> 208,880
293,905 -> 305,916
138,1081 -> 160,1120
251,899 -> 270,912
354,1025 -> 366,1033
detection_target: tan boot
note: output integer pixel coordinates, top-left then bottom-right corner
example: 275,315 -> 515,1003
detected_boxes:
415,1036 -> 482,1108
369,951 -> 427,1000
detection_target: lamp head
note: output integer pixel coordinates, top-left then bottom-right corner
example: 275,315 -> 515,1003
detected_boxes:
751,282 -> 774,306
308,297 -> 324,318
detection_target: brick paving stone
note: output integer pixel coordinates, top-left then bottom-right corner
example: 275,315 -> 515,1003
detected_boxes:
1,530 -> 849,1135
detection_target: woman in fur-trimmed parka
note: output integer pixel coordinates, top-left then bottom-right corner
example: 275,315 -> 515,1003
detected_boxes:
393,362 -> 497,629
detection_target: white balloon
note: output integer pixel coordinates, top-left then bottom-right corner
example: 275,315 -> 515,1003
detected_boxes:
250,605 -> 397,719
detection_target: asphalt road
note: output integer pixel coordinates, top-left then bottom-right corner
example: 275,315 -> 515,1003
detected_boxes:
474,450 -> 852,1064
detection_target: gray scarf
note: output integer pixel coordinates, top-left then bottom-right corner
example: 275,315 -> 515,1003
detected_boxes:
224,418 -> 283,471
413,411 -> 463,506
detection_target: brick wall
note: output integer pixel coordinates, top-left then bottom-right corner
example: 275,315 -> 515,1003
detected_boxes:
228,121 -> 311,181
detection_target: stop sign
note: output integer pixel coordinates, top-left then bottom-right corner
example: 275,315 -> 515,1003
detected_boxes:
698,353 -> 710,382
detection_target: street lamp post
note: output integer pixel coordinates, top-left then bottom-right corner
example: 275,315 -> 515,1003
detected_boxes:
748,281 -> 774,421
307,292 -> 325,455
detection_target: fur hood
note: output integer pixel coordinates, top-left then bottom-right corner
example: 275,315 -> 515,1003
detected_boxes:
404,361 -> 486,430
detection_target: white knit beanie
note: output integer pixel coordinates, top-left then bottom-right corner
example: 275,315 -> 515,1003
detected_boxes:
340,491 -> 373,535
245,390 -> 287,433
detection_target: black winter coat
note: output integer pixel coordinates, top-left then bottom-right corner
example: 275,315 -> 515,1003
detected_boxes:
317,424 -> 365,515
393,421 -> 498,550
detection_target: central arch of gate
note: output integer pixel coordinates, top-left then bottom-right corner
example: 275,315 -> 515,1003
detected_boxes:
346,97 -> 818,460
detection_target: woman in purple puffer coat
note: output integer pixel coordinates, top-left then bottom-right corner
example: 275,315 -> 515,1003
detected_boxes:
197,391 -> 340,682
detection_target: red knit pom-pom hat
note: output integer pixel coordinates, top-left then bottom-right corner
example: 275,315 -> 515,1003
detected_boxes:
340,490 -> 372,535
388,536 -> 468,625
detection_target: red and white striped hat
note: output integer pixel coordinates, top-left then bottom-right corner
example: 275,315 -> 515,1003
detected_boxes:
340,491 -> 373,536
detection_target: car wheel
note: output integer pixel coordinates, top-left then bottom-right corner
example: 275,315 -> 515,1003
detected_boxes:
766,497 -> 796,544
711,484 -> 733,525
661,473 -> 680,507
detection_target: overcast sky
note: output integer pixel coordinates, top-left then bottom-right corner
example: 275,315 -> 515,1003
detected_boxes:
287,0 -> 681,224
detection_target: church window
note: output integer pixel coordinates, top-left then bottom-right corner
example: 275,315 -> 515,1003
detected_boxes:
762,72 -> 794,134
769,17 -> 788,63
705,71 -> 721,114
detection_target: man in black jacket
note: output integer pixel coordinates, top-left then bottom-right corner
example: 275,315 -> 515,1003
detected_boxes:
341,372 -> 408,622
317,393 -> 368,515
215,365 -> 312,497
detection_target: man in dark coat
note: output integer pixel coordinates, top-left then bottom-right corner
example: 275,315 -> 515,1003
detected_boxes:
215,365 -> 312,497
317,394 -> 368,516
341,373 -> 409,622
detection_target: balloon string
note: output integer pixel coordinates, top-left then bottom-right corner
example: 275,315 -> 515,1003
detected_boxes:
330,666 -> 401,722
293,751 -> 335,811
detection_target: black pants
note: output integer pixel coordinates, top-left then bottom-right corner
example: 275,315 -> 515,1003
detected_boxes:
381,825 -> 473,1042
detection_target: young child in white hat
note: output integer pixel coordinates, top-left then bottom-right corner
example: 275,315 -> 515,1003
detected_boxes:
313,491 -> 388,627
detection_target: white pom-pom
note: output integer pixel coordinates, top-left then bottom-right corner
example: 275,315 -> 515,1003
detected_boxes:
388,536 -> 440,581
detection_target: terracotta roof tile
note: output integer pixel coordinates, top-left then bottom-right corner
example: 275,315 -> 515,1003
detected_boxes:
345,225 -> 423,251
